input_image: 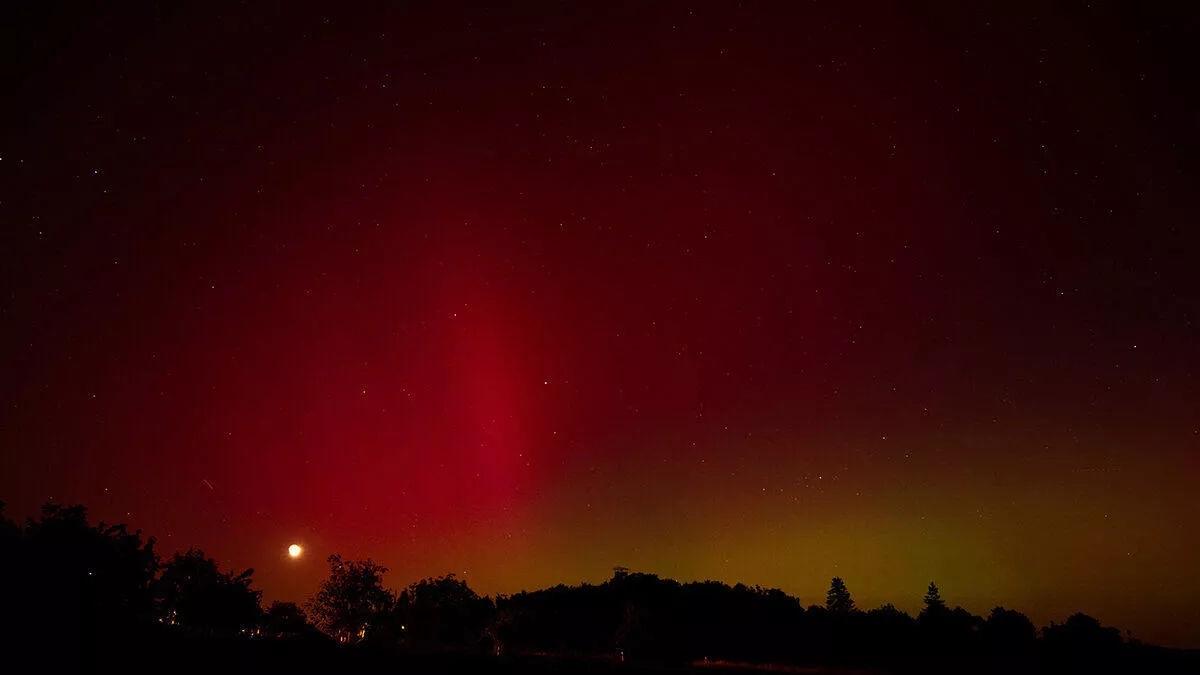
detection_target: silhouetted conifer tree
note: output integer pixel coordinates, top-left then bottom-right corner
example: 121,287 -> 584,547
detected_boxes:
922,581 -> 947,617
825,577 -> 854,613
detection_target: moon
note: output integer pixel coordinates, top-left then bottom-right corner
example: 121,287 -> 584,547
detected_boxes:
287,544 -> 302,558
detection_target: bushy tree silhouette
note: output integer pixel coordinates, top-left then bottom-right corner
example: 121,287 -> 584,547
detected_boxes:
24,504 -> 160,627
985,606 -> 1035,645
983,606 -> 1036,670
0,501 -> 18,543
158,547 -> 262,636
1043,612 -> 1125,673
392,573 -> 494,651
0,503 -> 159,670
307,554 -> 395,643
264,601 -> 319,639
863,603 -> 917,663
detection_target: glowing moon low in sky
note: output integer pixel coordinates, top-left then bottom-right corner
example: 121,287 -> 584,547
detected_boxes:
287,544 -> 302,558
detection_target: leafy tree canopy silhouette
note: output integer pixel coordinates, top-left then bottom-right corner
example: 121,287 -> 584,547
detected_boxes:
158,547 -> 262,636
20,503 -> 160,627
985,606 -> 1036,646
307,554 -> 395,644
264,600 -> 319,639
0,502 -> 160,670
394,573 -> 495,651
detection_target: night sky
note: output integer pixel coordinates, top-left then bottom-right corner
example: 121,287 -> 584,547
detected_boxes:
2,2 -> 1198,649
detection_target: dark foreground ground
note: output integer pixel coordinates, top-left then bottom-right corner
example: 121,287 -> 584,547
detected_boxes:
59,634 -> 1199,675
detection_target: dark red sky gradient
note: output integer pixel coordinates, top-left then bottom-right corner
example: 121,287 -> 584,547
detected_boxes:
2,2 -> 1198,648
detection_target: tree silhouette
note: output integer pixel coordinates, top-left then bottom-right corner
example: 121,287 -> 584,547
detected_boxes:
914,583 -> 986,673
21,504 -> 160,627
264,601 -> 319,639
862,603 -> 917,664
158,547 -> 262,636
1042,612 -> 1124,669
0,503 -> 160,670
307,554 -> 395,643
393,573 -> 495,651
921,581 -> 947,619
985,606 -> 1035,644
983,606 -> 1036,668
825,576 -> 854,613
1,498 -> 1194,673
0,501 -> 18,544
28,506 -> 159,619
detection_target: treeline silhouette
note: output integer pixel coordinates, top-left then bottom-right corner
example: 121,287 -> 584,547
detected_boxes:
1,501 -> 1195,674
